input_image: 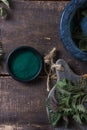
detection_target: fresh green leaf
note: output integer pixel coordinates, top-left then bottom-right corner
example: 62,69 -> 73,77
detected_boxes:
46,98 -> 61,126
46,78 -> 87,127
0,7 -> 7,19
50,113 -> 61,127
56,87 -> 70,95
0,0 -> 10,8
73,114 -> 82,124
63,108 -> 72,115
56,79 -> 67,88
82,113 -> 87,121
76,104 -> 86,112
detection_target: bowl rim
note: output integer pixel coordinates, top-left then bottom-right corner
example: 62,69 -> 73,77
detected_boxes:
6,46 -> 43,82
59,0 -> 87,61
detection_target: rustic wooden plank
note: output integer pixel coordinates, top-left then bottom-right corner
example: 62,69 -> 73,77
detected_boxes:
0,76 -> 54,129
0,77 -> 54,129
0,1 -> 87,76
0,1 -> 69,74
0,124 -> 53,130
0,76 -> 55,130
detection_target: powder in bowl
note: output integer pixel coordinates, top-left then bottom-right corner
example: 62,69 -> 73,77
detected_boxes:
7,46 -> 43,82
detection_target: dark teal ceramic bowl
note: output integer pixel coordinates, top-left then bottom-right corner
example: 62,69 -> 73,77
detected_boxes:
60,0 -> 87,61
6,46 -> 43,82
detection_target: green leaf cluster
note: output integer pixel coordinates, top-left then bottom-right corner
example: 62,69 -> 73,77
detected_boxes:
0,0 -> 10,8
46,78 -> 87,127
0,0 -> 10,18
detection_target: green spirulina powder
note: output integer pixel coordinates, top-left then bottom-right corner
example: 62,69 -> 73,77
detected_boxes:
10,50 -> 41,81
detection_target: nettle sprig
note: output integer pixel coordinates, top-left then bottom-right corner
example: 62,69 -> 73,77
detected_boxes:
0,0 -> 10,19
46,78 -> 87,127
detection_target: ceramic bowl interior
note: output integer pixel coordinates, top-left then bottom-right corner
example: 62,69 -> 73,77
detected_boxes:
71,2 -> 87,51
7,46 -> 43,82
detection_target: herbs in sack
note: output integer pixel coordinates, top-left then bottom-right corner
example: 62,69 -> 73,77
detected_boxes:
46,78 -> 87,127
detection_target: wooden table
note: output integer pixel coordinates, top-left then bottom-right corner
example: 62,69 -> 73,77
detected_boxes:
0,1 -> 87,130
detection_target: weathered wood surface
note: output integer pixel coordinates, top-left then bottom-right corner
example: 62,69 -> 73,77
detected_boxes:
0,1 -> 87,130
0,1 -> 87,76
0,77 -> 51,130
0,1 -> 68,74
0,124 -> 53,130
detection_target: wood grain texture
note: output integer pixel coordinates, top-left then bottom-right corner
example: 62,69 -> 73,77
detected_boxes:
0,1 -> 87,130
0,77 -> 53,129
0,1 -> 87,76
1,1 -> 69,74
0,77 -> 47,121
0,124 -> 53,130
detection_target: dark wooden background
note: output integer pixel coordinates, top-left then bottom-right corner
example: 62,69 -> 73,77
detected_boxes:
0,1 -> 87,130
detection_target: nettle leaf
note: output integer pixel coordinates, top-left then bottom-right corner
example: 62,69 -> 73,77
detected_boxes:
0,7 -> 7,19
76,104 -> 86,112
60,96 -> 70,107
0,0 -> 10,19
0,0 -> 10,8
46,98 -> 62,127
71,94 -> 82,110
57,87 -> 70,96
73,114 -> 82,124
82,113 -> 87,121
63,108 -> 72,115
46,98 -> 53,113
56,79 -> 67,88
46,78 -> 87,127
50,113 -> 61,127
